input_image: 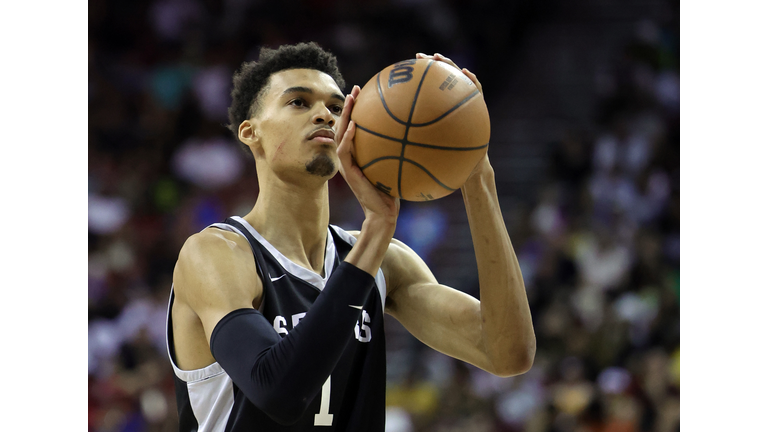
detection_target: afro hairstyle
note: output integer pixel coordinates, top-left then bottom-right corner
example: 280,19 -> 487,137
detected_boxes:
226,42 -> 346,152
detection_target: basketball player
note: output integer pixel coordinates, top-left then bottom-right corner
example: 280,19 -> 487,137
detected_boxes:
166,42 -> 535,431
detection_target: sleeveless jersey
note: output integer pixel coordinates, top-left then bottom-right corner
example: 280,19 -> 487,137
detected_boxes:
166,216 -> 388,431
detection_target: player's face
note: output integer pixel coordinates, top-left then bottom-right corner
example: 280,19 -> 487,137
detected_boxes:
250,69 -> 345,181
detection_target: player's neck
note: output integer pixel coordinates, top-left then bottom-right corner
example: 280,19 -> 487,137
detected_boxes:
243,178 -> 330,276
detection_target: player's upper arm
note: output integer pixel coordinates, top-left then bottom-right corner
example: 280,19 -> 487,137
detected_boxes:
381,238 -> 500,374
173,229 -> 262,344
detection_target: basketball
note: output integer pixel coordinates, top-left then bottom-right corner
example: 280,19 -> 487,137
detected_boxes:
350,58 -> 491,201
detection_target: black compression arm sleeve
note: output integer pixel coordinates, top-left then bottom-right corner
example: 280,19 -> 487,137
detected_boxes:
209,262 -> 375,425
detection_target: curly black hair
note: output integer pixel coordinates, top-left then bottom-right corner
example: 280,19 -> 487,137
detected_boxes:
226,42 -> 346,151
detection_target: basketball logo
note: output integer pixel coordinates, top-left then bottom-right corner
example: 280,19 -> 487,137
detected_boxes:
387,59 -> 416,88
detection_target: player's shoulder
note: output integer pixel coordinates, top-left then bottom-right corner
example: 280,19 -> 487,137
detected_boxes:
174,227 -> 261,302
174,227 -> 263,324
180,227 -> 251,260
176,227 -> 256,283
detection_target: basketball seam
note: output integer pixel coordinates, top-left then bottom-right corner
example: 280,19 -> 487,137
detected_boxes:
359,156 -> 458,192
360,59 -> 487,200
397,60 -> 434,198
356,124 -> 489,151
375,72 -> 407,125
409,89 -> 481,127
374,71 -> 481,128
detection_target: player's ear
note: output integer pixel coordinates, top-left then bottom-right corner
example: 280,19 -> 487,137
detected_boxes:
239,119 -> 263,155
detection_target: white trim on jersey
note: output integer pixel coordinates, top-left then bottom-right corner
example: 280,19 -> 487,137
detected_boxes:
230,216 -> 336,291
187,370 -> 234,432
166,286 -> 234,432
209,219 -> 387,308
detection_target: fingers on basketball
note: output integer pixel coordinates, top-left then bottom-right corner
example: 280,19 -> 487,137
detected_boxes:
418,53 -> 482,93
462,69 -> 482,93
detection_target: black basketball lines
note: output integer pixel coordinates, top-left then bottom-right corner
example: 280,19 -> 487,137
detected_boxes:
356,59 -> 488,200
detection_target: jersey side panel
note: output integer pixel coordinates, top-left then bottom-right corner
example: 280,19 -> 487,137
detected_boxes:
167,288 -> 234,431
187,371 -> 234,431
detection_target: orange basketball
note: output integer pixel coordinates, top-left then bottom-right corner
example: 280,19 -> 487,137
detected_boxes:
350,58 -> 490,201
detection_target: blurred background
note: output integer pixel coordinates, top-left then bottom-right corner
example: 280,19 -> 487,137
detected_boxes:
88,0 -> 679,430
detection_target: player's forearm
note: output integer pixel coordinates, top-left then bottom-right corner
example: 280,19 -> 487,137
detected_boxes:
461,159 -> 536,376
210,262 -> 375,425
344,216 -> 396,277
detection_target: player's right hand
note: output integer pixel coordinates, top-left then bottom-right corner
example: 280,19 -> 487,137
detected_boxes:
336,85 -> 400,228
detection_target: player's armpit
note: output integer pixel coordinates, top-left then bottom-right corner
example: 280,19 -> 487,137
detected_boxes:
173,229 -> 262,344
382,240 -> 502,375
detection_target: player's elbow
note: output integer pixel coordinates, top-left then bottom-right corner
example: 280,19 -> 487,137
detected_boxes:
493,340 -> 536,377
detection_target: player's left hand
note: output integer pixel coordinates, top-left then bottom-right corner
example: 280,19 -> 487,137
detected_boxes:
462,153 -> 493,187
416,52 -> 483,94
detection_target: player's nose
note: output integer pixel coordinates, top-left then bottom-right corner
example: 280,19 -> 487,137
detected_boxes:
312,105 -> 335,127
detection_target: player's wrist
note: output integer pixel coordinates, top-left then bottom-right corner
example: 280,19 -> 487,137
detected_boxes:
360,211 -> 398,233
345,218 -> 394,276
361,214 -> 397,237
462,157 -> 495,193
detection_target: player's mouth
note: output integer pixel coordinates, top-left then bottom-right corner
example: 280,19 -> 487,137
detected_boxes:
307,128 -> 336,145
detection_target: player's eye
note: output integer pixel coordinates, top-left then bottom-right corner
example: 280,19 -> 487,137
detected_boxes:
329,104 -> 343,115
288,98 -> 307,108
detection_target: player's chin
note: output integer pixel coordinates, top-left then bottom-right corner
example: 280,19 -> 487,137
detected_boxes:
304,153 -> 339,178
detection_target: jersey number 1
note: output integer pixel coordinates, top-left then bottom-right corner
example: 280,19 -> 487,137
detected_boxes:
314,376 -> 333,426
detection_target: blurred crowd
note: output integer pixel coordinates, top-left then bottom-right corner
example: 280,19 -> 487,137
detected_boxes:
88,0 -> 679,431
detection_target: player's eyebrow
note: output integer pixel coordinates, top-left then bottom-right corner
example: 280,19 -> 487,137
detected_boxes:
282,86 -> 345,103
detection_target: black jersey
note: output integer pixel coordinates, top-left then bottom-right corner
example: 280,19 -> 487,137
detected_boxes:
166,216 -> 388,431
